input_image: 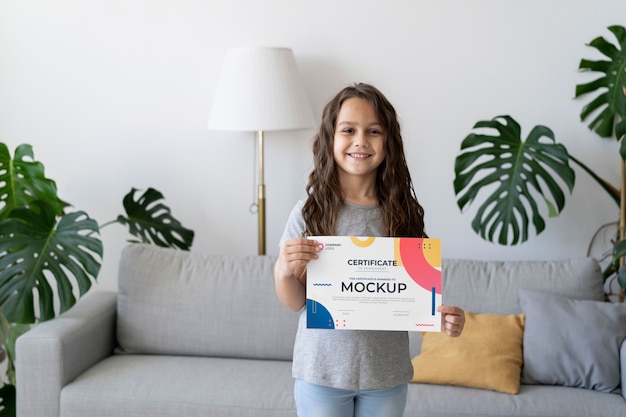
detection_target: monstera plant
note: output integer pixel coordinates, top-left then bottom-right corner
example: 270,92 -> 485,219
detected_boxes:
454,25 -> 626,295
0,142 -> 195,415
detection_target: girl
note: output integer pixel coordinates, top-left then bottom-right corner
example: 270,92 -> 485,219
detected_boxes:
274,83 -> 465,417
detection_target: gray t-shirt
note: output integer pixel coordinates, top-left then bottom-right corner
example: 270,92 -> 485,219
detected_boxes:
279,199 -> 413,390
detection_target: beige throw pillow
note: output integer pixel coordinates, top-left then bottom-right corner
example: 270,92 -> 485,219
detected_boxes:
411,312 -> 525,395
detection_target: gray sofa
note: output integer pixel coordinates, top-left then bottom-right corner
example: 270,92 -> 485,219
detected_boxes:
16,244 -> 626,417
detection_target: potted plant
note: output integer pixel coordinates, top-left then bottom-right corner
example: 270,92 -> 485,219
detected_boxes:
0,142 -> 195,415
453,25 -> 626,299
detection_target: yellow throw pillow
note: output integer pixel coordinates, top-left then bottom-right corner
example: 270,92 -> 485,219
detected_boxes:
411,312 -> 525,394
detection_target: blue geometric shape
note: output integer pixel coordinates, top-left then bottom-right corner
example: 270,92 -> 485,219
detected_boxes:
306,299 -> 335,329
432,287 -> 436,315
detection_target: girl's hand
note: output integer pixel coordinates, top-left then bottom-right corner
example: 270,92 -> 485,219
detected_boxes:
275,238 -> 320,284
437,305 -> 465,337
274,238 -> 320,311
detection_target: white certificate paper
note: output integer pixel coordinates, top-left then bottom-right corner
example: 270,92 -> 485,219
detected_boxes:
306,236 -> 442,332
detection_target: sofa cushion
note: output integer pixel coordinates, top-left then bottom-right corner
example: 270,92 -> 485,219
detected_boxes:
404,383 -> 626,417
519,289 -> 626,393
60,355 -> 296,417
411,312 -> 525,394
116,244 -> 298,360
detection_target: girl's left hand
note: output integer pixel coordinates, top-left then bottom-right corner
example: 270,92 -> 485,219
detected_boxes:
437,305 -> 465,337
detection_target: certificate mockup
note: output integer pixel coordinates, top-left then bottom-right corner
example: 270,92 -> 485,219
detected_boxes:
306,236 -> 442,332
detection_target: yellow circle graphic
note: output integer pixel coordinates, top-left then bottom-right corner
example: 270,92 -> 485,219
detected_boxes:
350,236 -> 376,247
424,239 -> 441,268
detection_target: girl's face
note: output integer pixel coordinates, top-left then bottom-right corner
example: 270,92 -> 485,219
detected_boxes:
333,97 -> 386,183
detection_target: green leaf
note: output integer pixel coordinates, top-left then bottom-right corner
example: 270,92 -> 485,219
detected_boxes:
116,188 -> 194,250
0,318 -> 31,386
575,25 -> 626,138
0,201 -> 102,323
0,383 -> 15,417
454,115 -> 575,246
0,143 -> 67,221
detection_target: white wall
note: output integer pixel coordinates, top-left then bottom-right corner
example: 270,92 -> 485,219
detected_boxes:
0,0 -> 623,292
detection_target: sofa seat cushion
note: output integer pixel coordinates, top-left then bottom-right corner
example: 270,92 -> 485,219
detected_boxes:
60,355 -> 296,417
405,383 -> 626,417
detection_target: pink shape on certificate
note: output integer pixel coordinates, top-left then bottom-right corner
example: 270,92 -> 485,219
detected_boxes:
398,238 -> 442,294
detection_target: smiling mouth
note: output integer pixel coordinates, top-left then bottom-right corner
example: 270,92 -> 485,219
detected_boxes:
348,153 -> 372,159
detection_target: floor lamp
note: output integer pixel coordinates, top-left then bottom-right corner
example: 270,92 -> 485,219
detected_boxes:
208,47 -> 314,255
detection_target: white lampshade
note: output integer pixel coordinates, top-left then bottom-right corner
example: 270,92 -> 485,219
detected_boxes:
208,47 -> 315,132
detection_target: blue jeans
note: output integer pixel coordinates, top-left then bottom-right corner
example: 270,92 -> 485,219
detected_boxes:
294,379 -> 408,417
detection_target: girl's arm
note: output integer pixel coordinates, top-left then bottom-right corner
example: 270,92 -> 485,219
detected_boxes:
274,238 -> 320,311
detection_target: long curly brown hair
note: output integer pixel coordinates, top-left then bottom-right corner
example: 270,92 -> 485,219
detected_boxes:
302,83 -> 426,238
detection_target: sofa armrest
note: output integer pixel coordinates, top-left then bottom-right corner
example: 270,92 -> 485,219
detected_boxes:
16,290 -> 117,417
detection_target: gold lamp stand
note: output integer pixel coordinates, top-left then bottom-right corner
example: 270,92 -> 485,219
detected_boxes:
257,130 -> 266,255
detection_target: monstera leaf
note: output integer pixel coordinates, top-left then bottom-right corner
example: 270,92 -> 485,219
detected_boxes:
575,25 -> 626,140
454,115 -> 575,245
0,201 -> 102,323
116,188 -> 194,250
0,321 -> 30,386
0,144 -> 67,221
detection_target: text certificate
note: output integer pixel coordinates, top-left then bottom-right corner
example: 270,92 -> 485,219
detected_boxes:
306,236 -> 442,332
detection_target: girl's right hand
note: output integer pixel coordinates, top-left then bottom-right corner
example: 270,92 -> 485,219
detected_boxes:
275,238 -> 320,285
274,238 -> 320,311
